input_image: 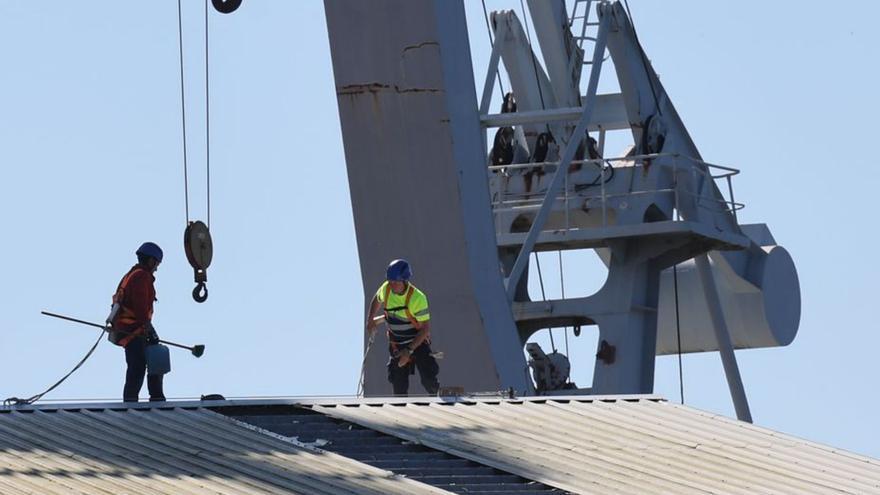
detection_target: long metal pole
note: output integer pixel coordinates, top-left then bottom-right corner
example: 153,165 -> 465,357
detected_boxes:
41,311 -> 204,356
693,256 -> 753,423
505,11 -> 610,299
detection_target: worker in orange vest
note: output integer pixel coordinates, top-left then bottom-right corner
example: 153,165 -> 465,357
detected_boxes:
108,242 -> 166,402
366,259 -> 439,396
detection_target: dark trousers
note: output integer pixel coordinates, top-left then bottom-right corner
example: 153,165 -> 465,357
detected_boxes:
387,342 -> 439,396
123,337 -> 165,402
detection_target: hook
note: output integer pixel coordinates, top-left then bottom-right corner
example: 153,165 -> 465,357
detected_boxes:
184,221 -> 212,304
192,282 -> 208,303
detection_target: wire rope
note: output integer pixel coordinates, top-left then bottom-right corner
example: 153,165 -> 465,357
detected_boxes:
204,0 -> 211,228
558,251 -> 570,361
178,0 -> 213,227
177,0 -> 191,224
533,252 -> 556,352
4,330 -> 104,406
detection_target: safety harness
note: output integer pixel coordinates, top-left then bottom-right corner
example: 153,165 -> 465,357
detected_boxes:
383,283 -> 422,330
382,283 -> 428,352
109,267 -> 152,347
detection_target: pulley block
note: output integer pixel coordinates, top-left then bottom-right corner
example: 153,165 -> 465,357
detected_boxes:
640,113 -> 667,171
184,220 -> 213,303
211,0 -> 242,14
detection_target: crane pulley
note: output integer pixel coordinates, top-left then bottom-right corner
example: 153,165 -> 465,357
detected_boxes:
184,220 -> 213,303
176,0 -> 241,302
211,0 -> 242,14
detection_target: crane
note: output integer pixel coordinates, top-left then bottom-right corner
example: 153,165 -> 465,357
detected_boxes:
325,0 -> 800,422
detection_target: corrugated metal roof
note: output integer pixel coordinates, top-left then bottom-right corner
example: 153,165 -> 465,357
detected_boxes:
3,396 -> 879,494
311,396 -> 880,495
225,404 -> 567,493
0,406 -> 450,495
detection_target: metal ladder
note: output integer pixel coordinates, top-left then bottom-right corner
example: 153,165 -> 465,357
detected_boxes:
569,0 -> 600,51
568,0 -> 606,88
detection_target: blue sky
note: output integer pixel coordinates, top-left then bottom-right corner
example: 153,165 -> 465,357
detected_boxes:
1,1 -> 878,458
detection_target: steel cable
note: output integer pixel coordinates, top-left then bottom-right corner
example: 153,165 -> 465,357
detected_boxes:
177,0 -> 191,224
4,330 -> 104,406
558,251 -> 570,362
178,0 -> 213,227
204,0 -> 211,228
533,252 -> 556,352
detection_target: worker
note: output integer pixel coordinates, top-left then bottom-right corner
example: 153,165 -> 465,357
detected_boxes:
366,259 -> 439,396
108,242 -> 166,402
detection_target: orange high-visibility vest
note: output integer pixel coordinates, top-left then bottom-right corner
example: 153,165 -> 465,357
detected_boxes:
110,267 -> 154,347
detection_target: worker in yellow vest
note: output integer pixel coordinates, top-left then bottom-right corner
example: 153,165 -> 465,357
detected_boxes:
366,259 -> 439,396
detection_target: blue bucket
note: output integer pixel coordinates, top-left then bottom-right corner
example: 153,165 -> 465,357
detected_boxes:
146,344 -> 171,376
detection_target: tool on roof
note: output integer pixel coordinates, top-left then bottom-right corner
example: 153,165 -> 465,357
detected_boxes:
41,311 -> 205,358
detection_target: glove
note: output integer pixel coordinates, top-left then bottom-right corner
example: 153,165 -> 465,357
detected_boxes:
145,322 -> 159,345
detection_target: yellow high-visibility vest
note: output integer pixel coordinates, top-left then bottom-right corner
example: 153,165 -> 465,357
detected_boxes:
377,281 -> 430,344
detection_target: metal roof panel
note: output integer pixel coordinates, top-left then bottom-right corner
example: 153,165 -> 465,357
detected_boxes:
3,396 -> 879,494
312,397 -> 880,494
0,406 -> 450,495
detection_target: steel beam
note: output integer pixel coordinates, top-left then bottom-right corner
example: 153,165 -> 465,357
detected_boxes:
496,220 -> 751,252
695,254 -> 753,423
504,11 -> 610,299
481,93 -> 628,130
479,21 -> 507,116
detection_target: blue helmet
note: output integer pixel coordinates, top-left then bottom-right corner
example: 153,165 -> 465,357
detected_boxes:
386,259 -> 412,281
136,242 -> 164,263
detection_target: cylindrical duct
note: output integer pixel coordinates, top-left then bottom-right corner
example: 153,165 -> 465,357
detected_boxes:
656,245 -> 800,355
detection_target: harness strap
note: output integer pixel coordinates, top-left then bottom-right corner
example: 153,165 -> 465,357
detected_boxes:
112,267 -> 148,347
383,284 -> 422,330
112,268 -> 138,305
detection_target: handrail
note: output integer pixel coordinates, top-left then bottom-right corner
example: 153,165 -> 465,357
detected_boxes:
488,152 -> 739,175
487,151 -> 673,172
489,152 -> 745,227
491,189 -> 745,212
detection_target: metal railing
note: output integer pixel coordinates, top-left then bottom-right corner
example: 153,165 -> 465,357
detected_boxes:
489,152 -> 744,230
